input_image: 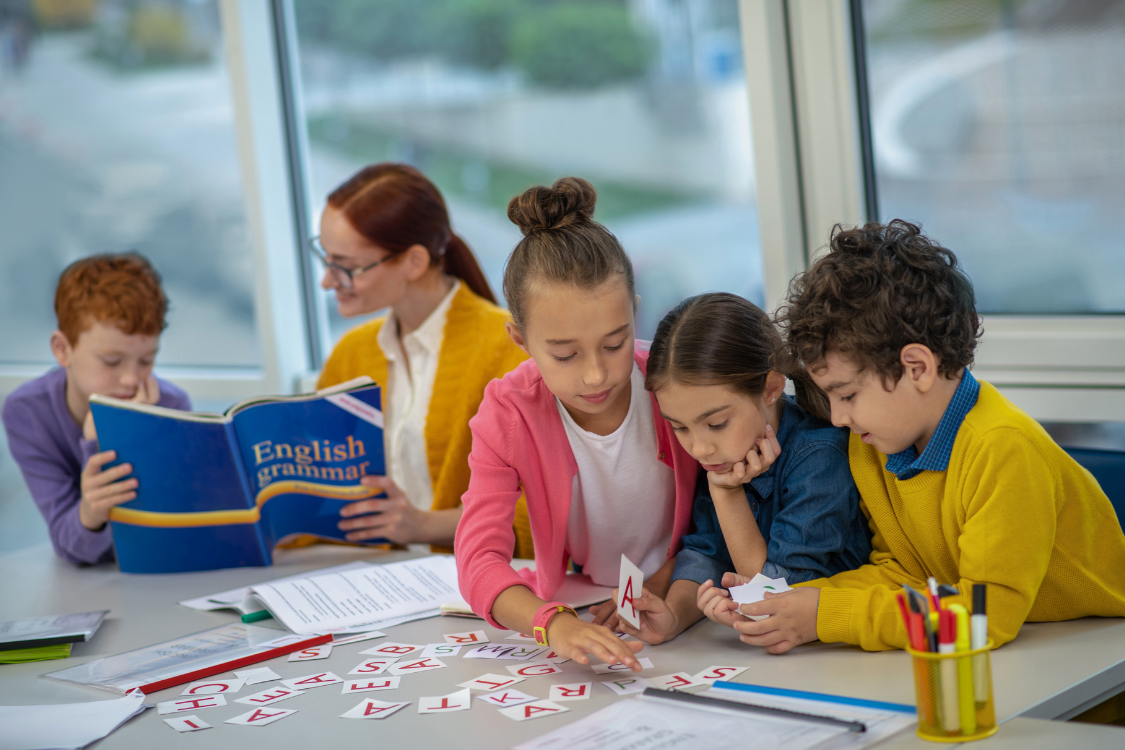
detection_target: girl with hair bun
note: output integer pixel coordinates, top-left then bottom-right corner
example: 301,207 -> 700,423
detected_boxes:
455,177 -> 698,670
314,163 -> 532,556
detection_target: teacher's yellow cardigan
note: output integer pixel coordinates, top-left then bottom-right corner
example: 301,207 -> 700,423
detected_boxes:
317,284 -> 533,558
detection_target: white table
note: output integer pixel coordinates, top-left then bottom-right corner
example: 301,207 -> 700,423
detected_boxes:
2,543 -> 1123,748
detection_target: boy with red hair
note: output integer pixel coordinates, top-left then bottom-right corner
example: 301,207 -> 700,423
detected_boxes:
3,254 -> 191,564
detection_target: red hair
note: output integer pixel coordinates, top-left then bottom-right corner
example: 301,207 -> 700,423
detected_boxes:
55,253 -> 168,345
327,163 -> 497,303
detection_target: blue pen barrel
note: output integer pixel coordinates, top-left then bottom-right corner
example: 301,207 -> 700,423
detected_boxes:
907,641 -> 997,743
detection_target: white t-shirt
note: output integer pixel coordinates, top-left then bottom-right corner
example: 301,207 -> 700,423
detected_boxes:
375,280 -> 460,513
559,364 -> 676,587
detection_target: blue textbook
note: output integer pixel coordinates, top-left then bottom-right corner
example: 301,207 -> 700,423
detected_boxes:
90,379 -> 386,574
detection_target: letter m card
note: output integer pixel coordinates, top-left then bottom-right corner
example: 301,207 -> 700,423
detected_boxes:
617,554 -> 643,628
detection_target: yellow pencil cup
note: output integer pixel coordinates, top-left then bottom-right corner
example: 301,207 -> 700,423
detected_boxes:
906,641 -> 998,742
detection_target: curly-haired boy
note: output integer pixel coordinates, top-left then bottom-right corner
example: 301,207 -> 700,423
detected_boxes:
2,254 -> 191,565
732,220 -> 1125,652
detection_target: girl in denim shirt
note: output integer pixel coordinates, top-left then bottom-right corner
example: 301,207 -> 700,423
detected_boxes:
615,293 -> 871,645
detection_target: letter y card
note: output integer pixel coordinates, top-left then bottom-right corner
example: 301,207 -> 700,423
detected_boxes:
617,554 -> 643,629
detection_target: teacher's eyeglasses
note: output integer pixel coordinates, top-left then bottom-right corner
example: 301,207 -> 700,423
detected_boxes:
307,236 -> 404,291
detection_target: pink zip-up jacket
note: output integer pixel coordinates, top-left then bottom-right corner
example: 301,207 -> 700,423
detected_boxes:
454,345 -> 699,627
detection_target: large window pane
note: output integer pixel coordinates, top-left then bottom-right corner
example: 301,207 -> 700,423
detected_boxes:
0,0 -> 259,367
291,0 -> 762,347
861,0 -> 1125,314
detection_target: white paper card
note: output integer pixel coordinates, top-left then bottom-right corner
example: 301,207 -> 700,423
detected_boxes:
255,634 -> 314,650
343,676 -> 400,694
348,657 -> 399,675
163,715 -> 211,732
590,658 -> 653,674
388,657 -> 447,676
499,700 -> 570,722
505,632 -> 538,642
497,646 -> 549,661
235,667 -> 281,685
0,687 -> 145,750
549,682 -> 592,701
505,661 -> 562,678
288,643 -> 332,661
458,673 -> 526,691
616,554 -> 644,629
180,678 -> 245,696
443,630 -> 489,645
464,644 -> 516,659
418,688 -> 472,714
649,672 -> 711,692
340,698 -> 410,720
729,574 -> 794,621
479,689 -> 538,708
692,665 -> 749,683
600,676 -> 652,696
157,694 -> 227,714
281,671 -> 343,690
543,650 -> 571,664
235,687 -> 304,706
331,630 -> 387,645
421,643 -> 463,658
225,707 -> 297,726
359,642 -> 422,658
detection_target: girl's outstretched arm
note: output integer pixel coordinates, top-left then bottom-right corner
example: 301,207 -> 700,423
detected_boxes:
491,585 -> 645,669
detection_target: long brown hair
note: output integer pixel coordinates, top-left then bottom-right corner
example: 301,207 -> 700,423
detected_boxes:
328,163 -> 496,303
503,177 -> 635,330
646,292 -> 830,422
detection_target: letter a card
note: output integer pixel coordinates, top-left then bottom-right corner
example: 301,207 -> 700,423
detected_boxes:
225,707 -> 297,727
498,700 -> 570,722
617,554 -> 643,628
340,698 -> 410,720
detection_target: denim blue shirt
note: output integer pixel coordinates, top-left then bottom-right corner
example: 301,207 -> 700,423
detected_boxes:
672,394 -> 872,586
884,370 -> 980,481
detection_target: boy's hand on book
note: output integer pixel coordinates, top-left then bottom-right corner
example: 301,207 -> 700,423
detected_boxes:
732,587 -> 820,654
614,586 -> 681,644
132,375 -> 161,406
79,450 -> 137,531
339,476 -> 429,544
697,579 -> 742,627
547,614 -> 645,670
707,424 -> 781,491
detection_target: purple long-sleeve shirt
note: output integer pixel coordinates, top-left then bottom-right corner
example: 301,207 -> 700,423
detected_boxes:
2,368 -> 191,565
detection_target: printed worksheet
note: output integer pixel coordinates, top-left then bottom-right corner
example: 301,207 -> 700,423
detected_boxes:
243,556 -> 458,634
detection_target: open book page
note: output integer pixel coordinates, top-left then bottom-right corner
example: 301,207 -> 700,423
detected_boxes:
243,556 -> 459,635
225,375 -> 374,416
179,561 -> 374,615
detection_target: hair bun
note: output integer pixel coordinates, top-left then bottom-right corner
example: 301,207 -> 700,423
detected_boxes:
507,177 -> 597,235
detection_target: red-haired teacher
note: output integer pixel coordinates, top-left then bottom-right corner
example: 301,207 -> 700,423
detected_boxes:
312,163 -> 532,556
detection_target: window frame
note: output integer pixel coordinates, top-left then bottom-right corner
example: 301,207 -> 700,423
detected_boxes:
749,0 -> 1125,422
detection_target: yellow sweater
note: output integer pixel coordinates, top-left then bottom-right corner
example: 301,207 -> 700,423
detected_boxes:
318,284 -> 534,558
802,381 -> 1125,651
